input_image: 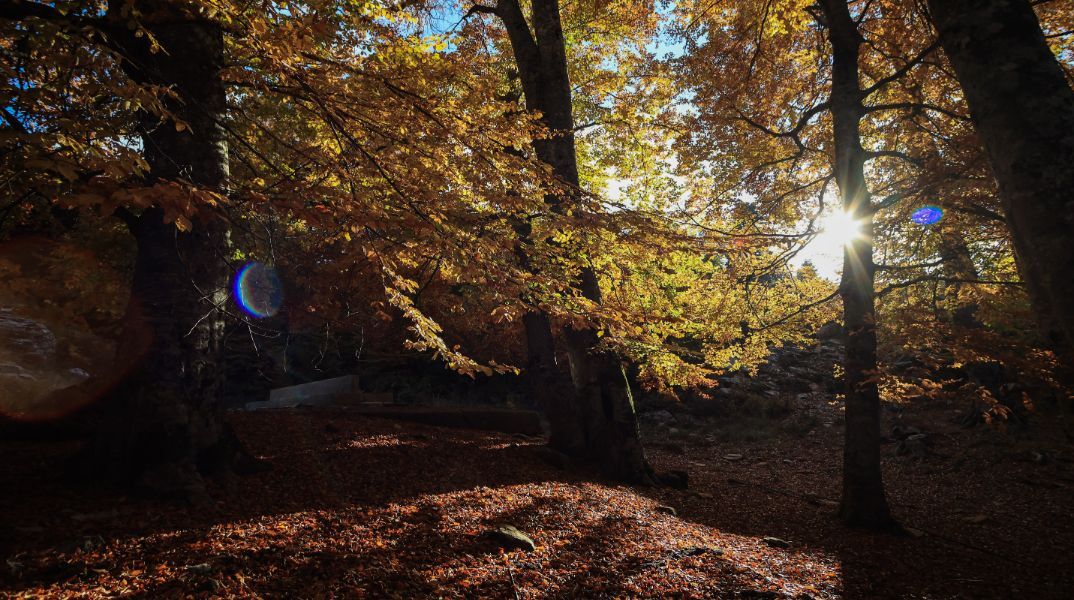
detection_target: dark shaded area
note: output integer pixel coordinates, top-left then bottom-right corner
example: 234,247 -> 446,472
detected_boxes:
2,405 -> 1073,598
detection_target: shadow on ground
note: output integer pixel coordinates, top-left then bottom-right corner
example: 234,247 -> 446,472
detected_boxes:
2,409 -> 1072,598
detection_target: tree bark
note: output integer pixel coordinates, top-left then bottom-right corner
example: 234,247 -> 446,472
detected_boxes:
89,1 -> 254,500
938,228 -> 980,326
926,0 -> 1074,357
819,0 -> 898,531
490,0 -> 653,483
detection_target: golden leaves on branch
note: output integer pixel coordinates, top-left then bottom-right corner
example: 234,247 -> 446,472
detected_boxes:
60,179 -> 227,232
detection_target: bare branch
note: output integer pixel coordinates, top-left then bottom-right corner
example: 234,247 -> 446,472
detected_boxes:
755,290 -> 841,332
863,101 -> 969,122
864,149 -> 923,168
861,40 -> 940,98
878,275 -> 1023,297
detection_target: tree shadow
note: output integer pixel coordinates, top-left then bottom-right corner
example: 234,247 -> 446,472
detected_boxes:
4,410 -> 1072,598
0,411 -> 578,568
634,439 -> 1074,599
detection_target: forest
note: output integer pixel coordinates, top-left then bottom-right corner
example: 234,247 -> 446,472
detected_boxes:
1,0 -> 1073,597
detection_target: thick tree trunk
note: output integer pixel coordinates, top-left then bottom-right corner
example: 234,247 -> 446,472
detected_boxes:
926,0 -> 1074,357
939,228 -> 980,326
491,0 -> 653,483
89,2 -> 253,500
820,0 -> 897,530
522,310 -> 586,456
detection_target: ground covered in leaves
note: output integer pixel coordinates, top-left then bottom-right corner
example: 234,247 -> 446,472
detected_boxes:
2,401 -> 1073,598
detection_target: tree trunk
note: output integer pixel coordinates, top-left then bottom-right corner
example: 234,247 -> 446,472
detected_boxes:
522,309 -> 585,456
491,0 -> 653,483
938,228 -> 980,327
820,0 -> 897,530
89,1 -> 253,500
926,0 -> 1074,357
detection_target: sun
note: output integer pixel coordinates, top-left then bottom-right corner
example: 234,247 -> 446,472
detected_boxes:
816,210 -> 864,250
792,211 -> 865,277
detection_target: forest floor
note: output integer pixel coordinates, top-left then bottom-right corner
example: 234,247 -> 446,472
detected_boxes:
2,396 -> 1073,599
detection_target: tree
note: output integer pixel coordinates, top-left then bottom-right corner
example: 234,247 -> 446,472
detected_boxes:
926,0 -> 1074,360
816,0 -> 896,530
1,0 -> 252,499
470,0 -> 654,483
667,0 -> 998,529
0,0 -> 553,496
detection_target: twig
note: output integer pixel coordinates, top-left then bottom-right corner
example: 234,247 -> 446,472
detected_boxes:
503,552 -> 521,600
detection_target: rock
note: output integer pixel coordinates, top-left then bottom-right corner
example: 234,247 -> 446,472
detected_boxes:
676,413 -> 701,427
723,453 -> 744,461
788,367 -> 821,382
891,425 -> 923,440
485,525 -> 535,552
0,362 -> 32,379
816,321 -> 843,340
0,311 -> 57,365
534,446 -> 571,470
139,462 -> 212,507
658,469 -> 689,489
640,409 -> 676,425
655,505 -> 678,516
896,433 -> 930,458
186,563 -> 213,575
762,536 -> 791,549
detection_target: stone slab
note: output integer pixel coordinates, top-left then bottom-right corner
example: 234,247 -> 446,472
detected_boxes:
268,375 -> 359,404
245,393 -> 340,411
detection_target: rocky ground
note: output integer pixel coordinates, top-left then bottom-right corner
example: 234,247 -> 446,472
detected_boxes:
0,309 -> 107,421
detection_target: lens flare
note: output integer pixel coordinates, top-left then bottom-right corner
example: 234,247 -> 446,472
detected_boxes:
234,262 -> 283,318
911,205 -> 944,226
818,211 -> 864,248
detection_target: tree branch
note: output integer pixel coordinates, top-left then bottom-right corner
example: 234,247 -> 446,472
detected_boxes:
864,149 -> 923,168
878,275 -> 1023,297
860,40 -> 940,98
863,101 -> 969,121
0,0 -> 104,29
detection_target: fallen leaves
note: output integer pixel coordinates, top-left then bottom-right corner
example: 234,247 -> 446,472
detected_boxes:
1,404 -> 1073,598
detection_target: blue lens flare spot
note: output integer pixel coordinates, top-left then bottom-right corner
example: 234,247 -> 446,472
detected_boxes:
911,205 -> 944,226
234,262 -> 283,318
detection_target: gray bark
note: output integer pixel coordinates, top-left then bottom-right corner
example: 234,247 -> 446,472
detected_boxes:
927,0 -> 1074,358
